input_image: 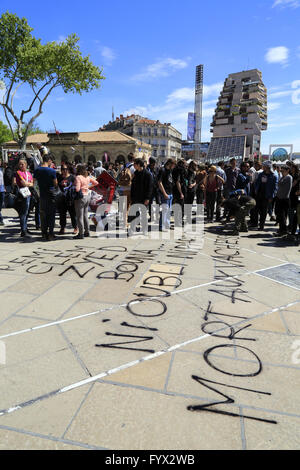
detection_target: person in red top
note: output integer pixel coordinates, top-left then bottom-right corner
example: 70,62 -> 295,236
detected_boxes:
205,165 -> 225,222
14,159 -> 34,238
74,164 -> 98,239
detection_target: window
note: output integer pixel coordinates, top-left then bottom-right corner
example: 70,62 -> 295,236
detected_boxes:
232,128 -> 236,133
147,128 -> 151,136
138,127 -> 142,136
153,149 -> 157,157
161,129 -> 166,136
241,117 -> 247,123
154,128 -> 158,136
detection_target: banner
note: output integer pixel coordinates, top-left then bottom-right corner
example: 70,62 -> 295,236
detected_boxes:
187,112 -> 196,141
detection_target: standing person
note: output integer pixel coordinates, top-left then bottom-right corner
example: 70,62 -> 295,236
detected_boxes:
274,165 -> 293,237
14,159 -> 33,238
215,161 -> 227,221
205,166 -> 224,222
37,143 -> 48,158
254,161 -> 278,230
186,161 -> 197,222
249,161 -> 263,227
223,158 -> 240,221
224,158 -> 240,197
4,162 -> 14,194
94,161 -> 104,178
33,155 -> 58,241
118,164 -> 133,227
129,158 -> 153,235
236,161 -> 251,195
288,164 -> 300,235
158,158 -> 176,231
126,153 -> 136,176
195,164 -> 207,205
0,160 -> 5,226
172,159 -> 187,226
73,164 -> 98,240
146,157 -> 161,222
56,163 -> 78,235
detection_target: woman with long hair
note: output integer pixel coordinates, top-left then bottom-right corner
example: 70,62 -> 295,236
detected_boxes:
74,164 -> 98,239
14,159 -> 33,238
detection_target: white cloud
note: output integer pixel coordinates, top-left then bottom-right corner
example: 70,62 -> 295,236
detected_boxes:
268,102 -> 281,111
265,46 -> 289,65
56,35 -> 67,44
131,58 -> 190,82
269,90 -> 293,99
166,82 -> 223,104
95,41 -> 116,65
272,0 -> 300,8
100,46 -> 116,64
203,82 -> 223,97
166,87 -> 194,103
122,82 -> 220,138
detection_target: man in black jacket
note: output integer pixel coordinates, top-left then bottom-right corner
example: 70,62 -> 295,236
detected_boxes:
129,158 -> 153,235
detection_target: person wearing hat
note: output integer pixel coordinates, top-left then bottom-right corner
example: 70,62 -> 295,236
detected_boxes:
254,161 -> 278,230
205,165 -> 225,222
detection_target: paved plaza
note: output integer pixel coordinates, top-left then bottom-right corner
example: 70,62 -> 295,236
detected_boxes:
0,208 -> 299,450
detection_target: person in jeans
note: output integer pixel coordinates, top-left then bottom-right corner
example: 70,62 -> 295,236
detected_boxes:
14,159 -> 33,238
73,164 -> 98,239
158,158 -> 176,231
274,165 -> 293,236
33,155 -> 58,241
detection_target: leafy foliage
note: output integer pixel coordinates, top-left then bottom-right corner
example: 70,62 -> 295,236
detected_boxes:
0,119 -> 12,143
0,11 -> 104,148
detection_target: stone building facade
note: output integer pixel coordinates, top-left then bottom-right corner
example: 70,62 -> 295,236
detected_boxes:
101,114 -> 182,163
2,131 -> 152,165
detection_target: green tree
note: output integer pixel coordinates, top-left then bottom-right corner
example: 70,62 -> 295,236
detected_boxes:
0,119 -> 12,143
0,11 -> 104,149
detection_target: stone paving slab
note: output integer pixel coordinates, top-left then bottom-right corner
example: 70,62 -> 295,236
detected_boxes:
0,210 -> 300,449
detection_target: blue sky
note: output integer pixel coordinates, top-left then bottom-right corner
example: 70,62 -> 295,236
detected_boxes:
1,0 -> 300,154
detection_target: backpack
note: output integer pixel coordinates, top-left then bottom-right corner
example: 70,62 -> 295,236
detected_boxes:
63,181 -> 77,206
118,168 -> 132,187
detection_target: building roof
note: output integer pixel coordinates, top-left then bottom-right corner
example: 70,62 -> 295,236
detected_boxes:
3,131 -> 151,148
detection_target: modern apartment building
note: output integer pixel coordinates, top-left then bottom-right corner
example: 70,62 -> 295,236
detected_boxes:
101,114 -> 182,162
209,69 -> 267,159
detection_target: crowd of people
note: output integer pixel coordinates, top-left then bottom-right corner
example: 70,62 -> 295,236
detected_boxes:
0,149 -> 299,242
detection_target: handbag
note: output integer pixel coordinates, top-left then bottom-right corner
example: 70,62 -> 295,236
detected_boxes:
19,186 -> 31,198
17,171 -> 31,199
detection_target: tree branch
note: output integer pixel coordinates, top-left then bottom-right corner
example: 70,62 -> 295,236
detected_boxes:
20,79 -> 53,122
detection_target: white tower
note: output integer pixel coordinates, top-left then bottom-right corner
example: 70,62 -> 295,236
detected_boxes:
194,65 -> 203,160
